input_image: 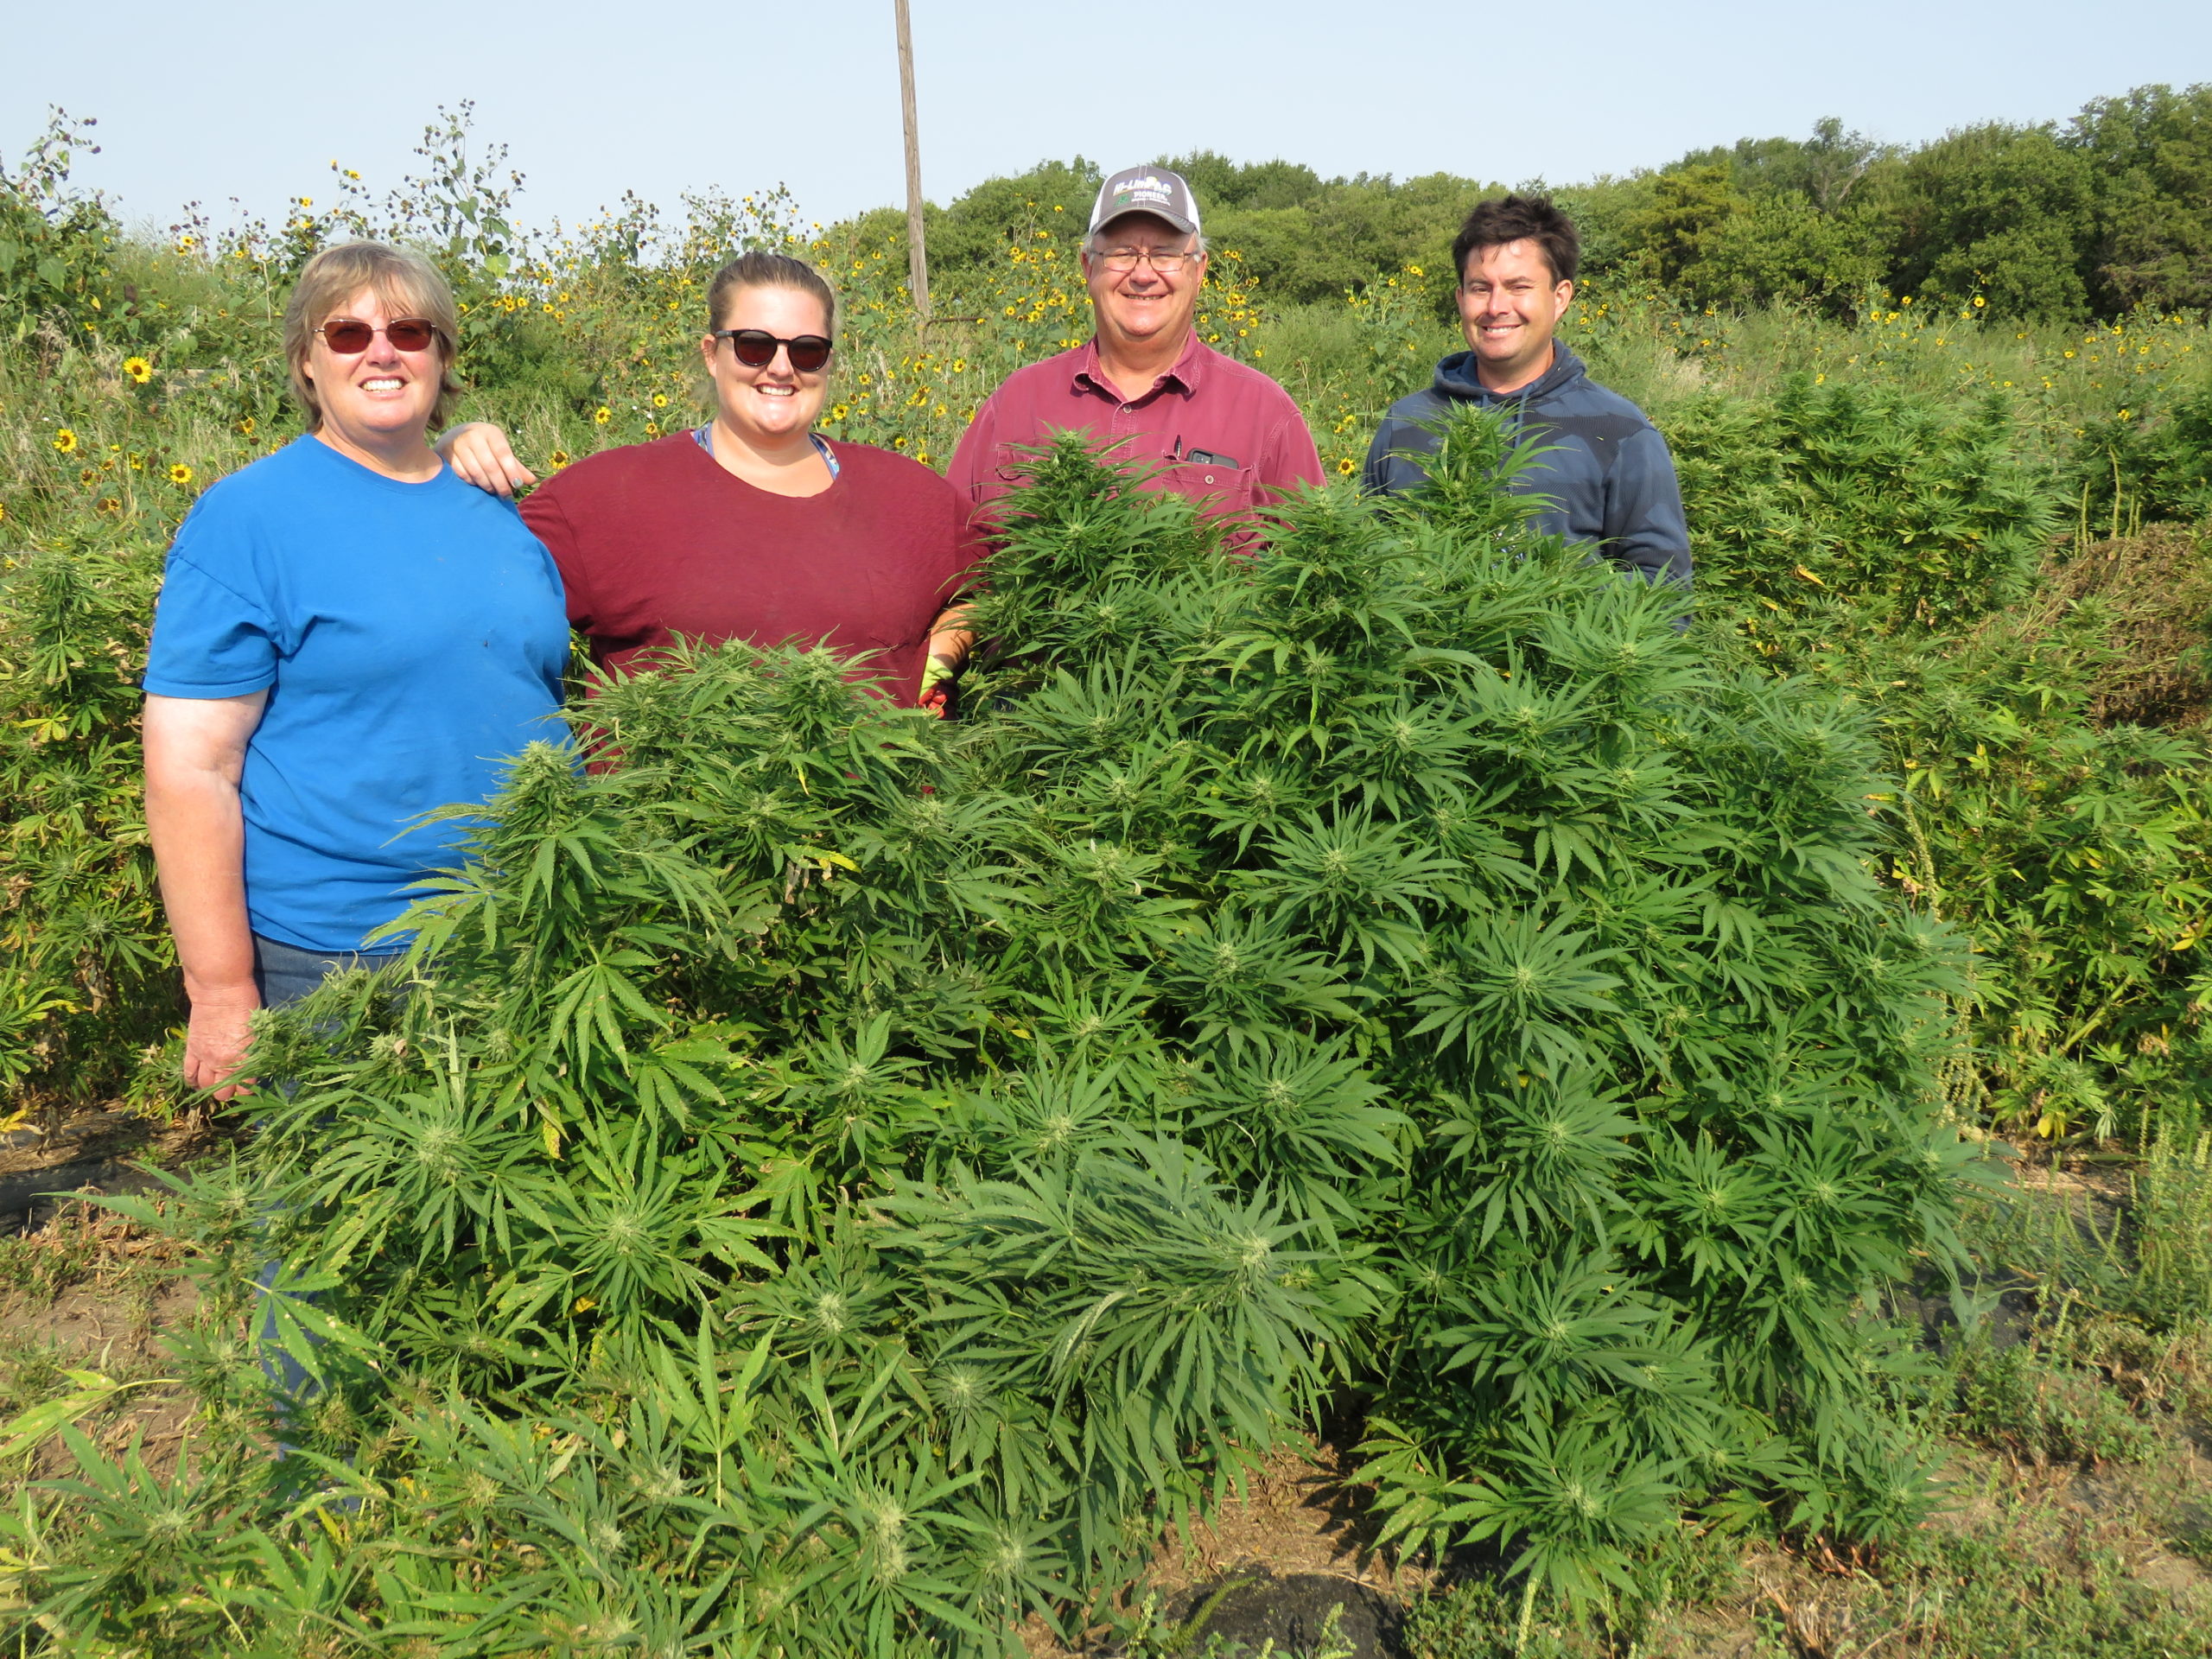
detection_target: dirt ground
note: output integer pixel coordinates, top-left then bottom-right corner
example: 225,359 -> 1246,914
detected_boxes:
0,1103 -> 217,1484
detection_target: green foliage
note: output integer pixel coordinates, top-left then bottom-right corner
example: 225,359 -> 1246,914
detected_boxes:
1683,192 -> 1891,316
1666,376 -> 2060,629
1883,124 -> 2100,319
0,535 -> 177,1109
909,86 -> 2209,327
1622,165 -> 1745,290
925,150 -> 1482,310
1758,606 -> 2212,1143
2,419 -> 1987,1649
2123,1129 -> 2212,1329
1948,1338 -> 2158,1465
1581,86 -> 2212,322
0,112 -> 125,348
2070,83 -> 2212,315
1677,117 -> 1891,215
2074,384 -> 2212,531
1,95 -> 2210,1653
1402,1579 -> 1584,1658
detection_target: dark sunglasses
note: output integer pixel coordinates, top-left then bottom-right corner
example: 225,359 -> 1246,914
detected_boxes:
318,317 -> 442,354
712,328 -> 833,372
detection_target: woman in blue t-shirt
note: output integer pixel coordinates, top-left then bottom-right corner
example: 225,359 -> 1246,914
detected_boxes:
142,242 -> 569,1098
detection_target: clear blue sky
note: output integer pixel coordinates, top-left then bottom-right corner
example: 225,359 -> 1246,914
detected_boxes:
5,0 -> 2209,238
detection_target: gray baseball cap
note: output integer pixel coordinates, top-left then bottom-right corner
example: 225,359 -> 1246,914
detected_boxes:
1088,165 -> 1203,238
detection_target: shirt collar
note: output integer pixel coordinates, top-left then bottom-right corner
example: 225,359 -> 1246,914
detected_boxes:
1071,332 -> 1207,402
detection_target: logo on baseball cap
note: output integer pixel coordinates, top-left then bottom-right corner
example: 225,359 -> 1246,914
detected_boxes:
1088,165 -> 1202,238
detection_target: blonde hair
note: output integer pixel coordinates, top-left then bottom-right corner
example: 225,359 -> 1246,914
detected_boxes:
282,242 -> 463,433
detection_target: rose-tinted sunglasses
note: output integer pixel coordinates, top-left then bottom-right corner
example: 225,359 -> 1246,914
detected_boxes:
318,317 -> 442,354
712,328 -> 833,372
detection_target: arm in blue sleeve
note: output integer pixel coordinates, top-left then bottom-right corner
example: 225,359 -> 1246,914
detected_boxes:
1361,421 -> 1396,494
1604,426 -> 1693,588
1363,416 -> 1440,496
143,489 -> 284,696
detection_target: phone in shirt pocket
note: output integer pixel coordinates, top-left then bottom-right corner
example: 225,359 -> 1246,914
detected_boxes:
1163,450 -> 1251,513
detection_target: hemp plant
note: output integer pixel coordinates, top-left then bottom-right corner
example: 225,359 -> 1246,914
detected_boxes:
15,411 -> 1987,1654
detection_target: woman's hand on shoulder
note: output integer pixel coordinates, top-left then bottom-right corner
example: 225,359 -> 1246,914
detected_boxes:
435,423 -> 537,498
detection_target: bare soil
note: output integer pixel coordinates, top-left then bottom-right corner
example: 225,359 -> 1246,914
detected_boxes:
0,1107 -> 217,1483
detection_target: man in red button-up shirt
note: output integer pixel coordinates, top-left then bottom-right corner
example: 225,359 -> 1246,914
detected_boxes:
946,165 -> 1323,542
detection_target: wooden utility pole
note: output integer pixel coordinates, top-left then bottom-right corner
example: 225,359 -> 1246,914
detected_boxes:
894,0 -> 931,319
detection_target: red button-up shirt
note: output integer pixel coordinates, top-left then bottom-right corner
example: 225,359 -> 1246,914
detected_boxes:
946,334 -> 1323,540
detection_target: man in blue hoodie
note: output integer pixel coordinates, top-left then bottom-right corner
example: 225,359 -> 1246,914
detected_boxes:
1363,195 -> 1691,590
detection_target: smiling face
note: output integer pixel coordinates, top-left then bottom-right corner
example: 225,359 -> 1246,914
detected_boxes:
302,287 -> 447,449
1082,213 -> 1207,358
699,283 -> 831,449
1457,238 -> 1574,392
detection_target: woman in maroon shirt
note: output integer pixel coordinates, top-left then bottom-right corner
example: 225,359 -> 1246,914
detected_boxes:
441,252 -> 976,709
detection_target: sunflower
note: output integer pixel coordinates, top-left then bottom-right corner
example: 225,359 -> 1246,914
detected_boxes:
651,393 -> 668,409
238,416 -> 256,436
167,463 -> 194,486
53,428 -> 78,454
122,357 -> 153,385
79,467 -> 97,485
1338,457 -> 1357,475
549,450 -> 571,468
592,406 -> 611,425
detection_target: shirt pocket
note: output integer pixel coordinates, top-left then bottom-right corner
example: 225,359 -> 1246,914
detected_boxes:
1160,460 -> 1255,518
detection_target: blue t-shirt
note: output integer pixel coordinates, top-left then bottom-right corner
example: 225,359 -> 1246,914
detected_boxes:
143,435 -> 569,952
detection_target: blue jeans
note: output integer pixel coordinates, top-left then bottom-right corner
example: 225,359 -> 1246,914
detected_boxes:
251,932 -> 404,1421
252,932 -> 407,1011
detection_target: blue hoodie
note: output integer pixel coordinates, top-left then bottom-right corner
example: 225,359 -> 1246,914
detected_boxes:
1363,343 -> 1691,589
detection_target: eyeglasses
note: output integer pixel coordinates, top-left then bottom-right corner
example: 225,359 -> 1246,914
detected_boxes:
712,328 -> 834,372
1090,247 -> 1198,274
317,317 -> 442,354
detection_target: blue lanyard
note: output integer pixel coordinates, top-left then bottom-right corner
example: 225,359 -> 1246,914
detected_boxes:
693,424 -> 840,480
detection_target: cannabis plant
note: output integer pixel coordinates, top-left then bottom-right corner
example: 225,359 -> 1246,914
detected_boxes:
0,533 -> 177,1110
14,412 -> 1986,1655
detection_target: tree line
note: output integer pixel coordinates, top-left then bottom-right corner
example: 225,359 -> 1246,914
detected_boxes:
885,82 -> 2212,321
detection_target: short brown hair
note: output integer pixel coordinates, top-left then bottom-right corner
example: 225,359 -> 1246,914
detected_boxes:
705,251 -> 837,335
1451,194 -> 1580,287
282,242 -> 462,434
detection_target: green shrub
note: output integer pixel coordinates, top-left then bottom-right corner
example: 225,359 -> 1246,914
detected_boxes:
1,114 -> 125,349
1789,615 -> 2212,1141
0,535 -> 177,1109
1665,376 -> 2062,633
8,416 -> 1993,1652
2071,383 -> 2212,534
